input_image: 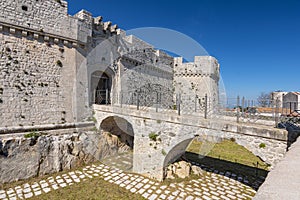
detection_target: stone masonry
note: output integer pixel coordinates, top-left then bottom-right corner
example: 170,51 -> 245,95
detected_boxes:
0,0 -> 220,129
94,105 -> 287,181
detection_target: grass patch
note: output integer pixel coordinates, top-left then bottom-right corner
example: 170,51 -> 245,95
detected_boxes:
187,140 -> 267,169
259,143 -> 266,148
30,177 -> 145,200
24,131 -> 47,138
185,139 -> 269,189
1,161 -> 145,200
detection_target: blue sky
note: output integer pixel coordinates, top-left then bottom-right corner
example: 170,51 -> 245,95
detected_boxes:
68,0 -> 300,99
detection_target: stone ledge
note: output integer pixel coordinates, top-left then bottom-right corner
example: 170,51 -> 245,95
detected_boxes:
0,122 -> 95,135
0,21 -> 84,48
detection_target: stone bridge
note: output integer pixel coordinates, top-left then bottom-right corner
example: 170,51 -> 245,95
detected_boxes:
93,104 -> 288,181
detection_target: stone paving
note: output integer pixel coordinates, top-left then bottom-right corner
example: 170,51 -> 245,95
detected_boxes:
100,152 -> 133,172
0,160 -> 256,200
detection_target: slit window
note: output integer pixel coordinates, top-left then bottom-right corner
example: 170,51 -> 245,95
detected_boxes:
22,6 -> 28,11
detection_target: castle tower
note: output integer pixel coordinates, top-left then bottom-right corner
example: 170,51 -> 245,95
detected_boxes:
173,56 -> 220,114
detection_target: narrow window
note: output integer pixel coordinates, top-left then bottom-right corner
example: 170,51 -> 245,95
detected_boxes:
22,5 -> 28,11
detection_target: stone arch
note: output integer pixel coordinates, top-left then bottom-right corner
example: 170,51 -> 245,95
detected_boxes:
161,130 -> 273,179
163,138 -> 194,169
100,116 -> 134,149
90,68 -> 115,105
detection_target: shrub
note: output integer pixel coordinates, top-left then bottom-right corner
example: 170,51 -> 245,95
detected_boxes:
90,127 -> 97,132
259,143 -> 266,148
56,60 -> 63,67
149,132 -> 158,141
92,117 -> 97,123
230,137 -> 236,142
24,131 -> 40,138
161,149 -> 166,156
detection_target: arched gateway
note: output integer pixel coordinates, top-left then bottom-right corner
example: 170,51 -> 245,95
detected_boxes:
90,70 -> 113,105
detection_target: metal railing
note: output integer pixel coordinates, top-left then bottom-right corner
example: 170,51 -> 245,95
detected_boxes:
104,91 -> 215,119
95,91 -> 299,127
219,97 -> 300,126
94,89 -> 110,105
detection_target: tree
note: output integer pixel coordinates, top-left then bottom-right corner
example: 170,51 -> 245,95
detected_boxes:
257,92 -> 271,107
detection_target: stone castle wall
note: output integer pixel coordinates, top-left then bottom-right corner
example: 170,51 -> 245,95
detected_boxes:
0,0 -> 219,127
119,48 -> 173,95
0,0 -> 77,40
0,28 -> 78,127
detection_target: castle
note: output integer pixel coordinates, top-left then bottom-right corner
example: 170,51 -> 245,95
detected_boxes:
0,0 -> 220,128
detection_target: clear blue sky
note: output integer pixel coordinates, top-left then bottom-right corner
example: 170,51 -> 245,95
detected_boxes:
68,0 -> 300,99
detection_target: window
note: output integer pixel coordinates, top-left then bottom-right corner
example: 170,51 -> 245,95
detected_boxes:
22,5 -> 28,11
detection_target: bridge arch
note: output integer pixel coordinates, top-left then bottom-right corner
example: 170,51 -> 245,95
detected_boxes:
163,138 -> 194,169
93,105 -> 287,180
100,116 -> 135,148
161,131 -> 274,180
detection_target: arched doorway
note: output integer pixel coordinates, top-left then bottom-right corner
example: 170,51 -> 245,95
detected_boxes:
91,71 -> 112,105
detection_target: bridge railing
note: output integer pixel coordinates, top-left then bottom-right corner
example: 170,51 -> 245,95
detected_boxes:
100,91 -> 298,127
109,91 -> 214,118
219,97 -> 300,126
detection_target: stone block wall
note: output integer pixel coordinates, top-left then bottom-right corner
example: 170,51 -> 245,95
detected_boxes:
174,56 -> 220,114
0,28 -> 77,127
0,0 -> 77,40
116,49 -> 174,107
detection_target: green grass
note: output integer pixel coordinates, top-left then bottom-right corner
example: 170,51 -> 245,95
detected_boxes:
30,177 -> 145,200
1,162 -> 145,200
185,139 -> 269,189
186,139 -> 268,169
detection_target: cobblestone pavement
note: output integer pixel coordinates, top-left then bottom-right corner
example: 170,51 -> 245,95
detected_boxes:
100,152 -> 133,171
0,161 -> 256,200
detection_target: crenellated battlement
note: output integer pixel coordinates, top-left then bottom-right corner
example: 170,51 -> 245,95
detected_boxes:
174,56 -> 219,77
0,0 -> 120,47
173,56 -> 220,105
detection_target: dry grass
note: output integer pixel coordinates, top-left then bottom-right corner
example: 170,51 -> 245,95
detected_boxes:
30,177 -> 145,200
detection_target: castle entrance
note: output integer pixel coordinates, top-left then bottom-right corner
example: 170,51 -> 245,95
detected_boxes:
91,71 -> 112,104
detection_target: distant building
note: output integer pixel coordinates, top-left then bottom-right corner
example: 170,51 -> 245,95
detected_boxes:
270,91 -> 288,108
283,92 -> 300,111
